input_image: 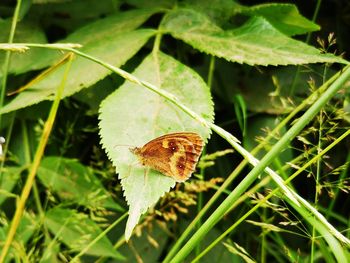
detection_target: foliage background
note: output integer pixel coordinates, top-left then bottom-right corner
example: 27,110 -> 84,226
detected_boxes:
0,0 -> 349,262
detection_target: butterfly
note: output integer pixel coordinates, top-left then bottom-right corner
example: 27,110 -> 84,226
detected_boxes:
129,132 -> 204,182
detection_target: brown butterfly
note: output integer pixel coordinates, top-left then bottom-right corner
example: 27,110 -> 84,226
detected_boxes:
130,132 -> 204,182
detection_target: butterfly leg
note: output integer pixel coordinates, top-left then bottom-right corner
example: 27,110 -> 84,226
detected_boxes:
120,161 -> 138,180
143,167 -> 150,185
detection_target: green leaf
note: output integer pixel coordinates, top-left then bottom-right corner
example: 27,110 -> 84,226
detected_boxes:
37,156 -> 124,211
0,8 -> 158,77
0,20 -> 52,75
63,8 -> 160,44
0,29 -> 155,114
183,0 -> 237,26
237,3 -> 320,36
0,8 -> 159,114
99,51 -> 214,240
0,166 -> 22,205
39,241 -> 60,263
44,207 -> 125,260
161,9 -> 346,66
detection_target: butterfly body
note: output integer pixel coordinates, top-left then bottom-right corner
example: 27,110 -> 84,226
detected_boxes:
130,132 -> 204,182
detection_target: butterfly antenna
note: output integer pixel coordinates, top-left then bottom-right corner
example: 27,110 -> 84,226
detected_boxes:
113,144 -> 134,149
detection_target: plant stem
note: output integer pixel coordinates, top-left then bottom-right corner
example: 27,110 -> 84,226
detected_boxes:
191,127 -> 350,262
311,109 -> 324,262
169,67 -> 350,263
289,0 -> 322,96
163,70 -> 341,262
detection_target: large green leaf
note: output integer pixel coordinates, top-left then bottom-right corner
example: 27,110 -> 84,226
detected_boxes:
37,156 -> 124,211
160,9 -> 346,66
183,1 -> 318,36
0,20 -> 51,76
0,8 -> 158,77
63,8 -> 159,44
236,3 -> 320,36
44,207 -> 124,260
99,51 -> 214,240
0,8 -> 159,114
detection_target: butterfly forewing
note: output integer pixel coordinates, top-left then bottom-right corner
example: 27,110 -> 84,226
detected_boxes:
132,132 -> 204,182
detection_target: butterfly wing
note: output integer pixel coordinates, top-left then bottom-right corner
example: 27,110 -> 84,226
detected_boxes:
137,132 -> 204,182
